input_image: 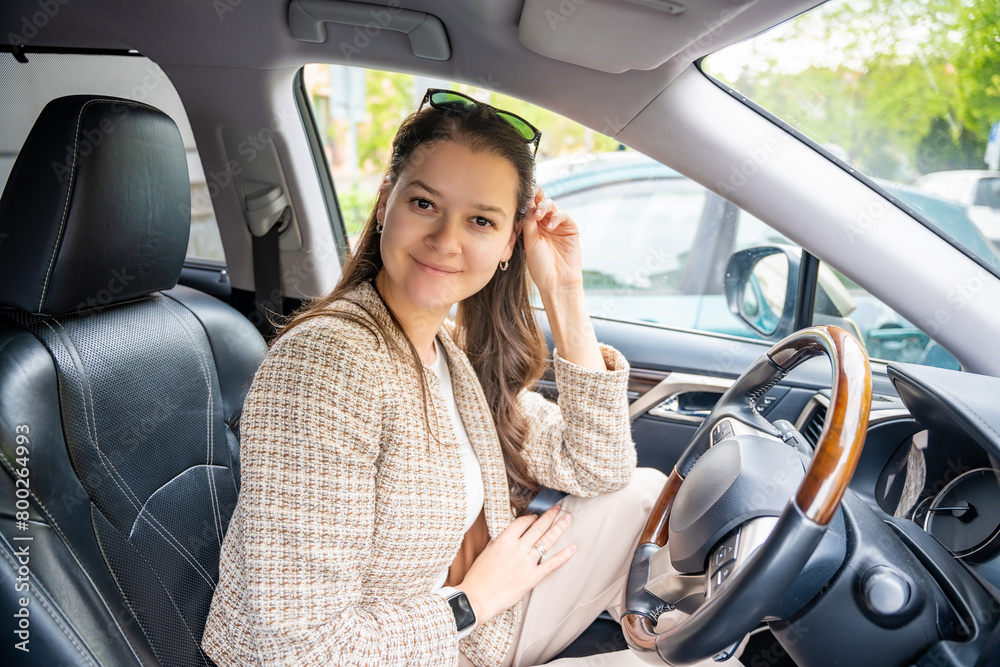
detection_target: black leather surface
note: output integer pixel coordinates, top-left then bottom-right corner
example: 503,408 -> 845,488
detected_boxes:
0,290 -> 265,666
524,486 -> 569,516
0,95 -> 267,667
0,315 -> 160,666
888,362 -> 1000,460
0,95 -> 190,316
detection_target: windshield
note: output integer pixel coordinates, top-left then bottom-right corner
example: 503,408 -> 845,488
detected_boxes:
703,0 -> 1000,274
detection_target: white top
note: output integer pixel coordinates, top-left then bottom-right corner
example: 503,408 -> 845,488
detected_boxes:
428,336 -> 485,591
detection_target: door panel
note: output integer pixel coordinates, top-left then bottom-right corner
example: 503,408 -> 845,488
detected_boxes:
536,311 -> 897,476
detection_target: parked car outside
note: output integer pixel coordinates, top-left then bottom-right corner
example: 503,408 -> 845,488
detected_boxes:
535,151 -> 995,369
914,170 -> 1000,249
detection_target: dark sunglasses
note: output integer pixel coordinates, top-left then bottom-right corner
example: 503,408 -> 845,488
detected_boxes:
418,88 -> 542,157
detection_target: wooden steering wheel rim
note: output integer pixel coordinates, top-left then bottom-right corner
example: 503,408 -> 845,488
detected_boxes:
622,325 -> 872,654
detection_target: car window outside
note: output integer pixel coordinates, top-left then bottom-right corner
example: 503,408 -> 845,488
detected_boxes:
700,0 -> 1000,370
301,65 -> 957,367
0,52 -> 225,262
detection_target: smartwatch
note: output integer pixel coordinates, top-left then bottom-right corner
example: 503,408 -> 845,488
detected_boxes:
436,586 -> 478,639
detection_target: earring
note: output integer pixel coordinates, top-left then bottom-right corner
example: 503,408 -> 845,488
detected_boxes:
499,260 -> 509,271
376,221 -> 384,234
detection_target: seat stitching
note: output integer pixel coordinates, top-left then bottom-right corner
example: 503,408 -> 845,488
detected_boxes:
127,464 -> 228,540
0,454 -> 146,666
50,314 -> 219,588
37,98 -> 163,312
0,539 -> 99,667
91,508 -> 162,667
44,318 -> 216,588
39,102 -> 90,312
94,507 -> 212,667
160,297 -> 224,546
160,288 -> 246,513
44,320 -> 141,507
48,316 -> 217,585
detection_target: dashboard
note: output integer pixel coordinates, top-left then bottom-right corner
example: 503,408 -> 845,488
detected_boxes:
794,363 -> 1000,592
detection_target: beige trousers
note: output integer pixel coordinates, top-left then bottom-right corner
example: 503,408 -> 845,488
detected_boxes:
460,468 -> 745,667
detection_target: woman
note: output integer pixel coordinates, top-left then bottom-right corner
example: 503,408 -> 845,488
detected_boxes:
201,89 -> 727,667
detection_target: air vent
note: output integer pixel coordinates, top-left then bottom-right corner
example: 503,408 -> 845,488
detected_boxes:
803,403 -> 827,446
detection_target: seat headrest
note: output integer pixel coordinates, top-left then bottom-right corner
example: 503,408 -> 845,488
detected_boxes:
0,95 -> 191,316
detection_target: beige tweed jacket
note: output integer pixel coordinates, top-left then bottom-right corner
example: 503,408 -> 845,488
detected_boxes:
201,280 -> 637,667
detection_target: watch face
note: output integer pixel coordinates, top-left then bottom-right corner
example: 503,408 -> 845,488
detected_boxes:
448,591 -> 477,632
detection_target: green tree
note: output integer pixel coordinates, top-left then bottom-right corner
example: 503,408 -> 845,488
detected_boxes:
355,70 -> 412,176
707,0 -> 1000,179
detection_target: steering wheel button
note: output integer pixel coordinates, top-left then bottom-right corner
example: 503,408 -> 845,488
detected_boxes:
714,544 -> 734,568
711,421 -> 735,445
712,557 -> 735,580
710,533 -> 740,574
716,564 -> 734,587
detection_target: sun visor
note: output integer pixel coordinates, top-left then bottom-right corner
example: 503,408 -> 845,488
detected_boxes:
517,0 -> 758,74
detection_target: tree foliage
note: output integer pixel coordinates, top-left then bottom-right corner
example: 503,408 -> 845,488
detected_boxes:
708,0 -> 1000,179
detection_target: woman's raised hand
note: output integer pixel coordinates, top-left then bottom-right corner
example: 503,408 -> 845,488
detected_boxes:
455,505 -> 575,625
521,187 -> 584,297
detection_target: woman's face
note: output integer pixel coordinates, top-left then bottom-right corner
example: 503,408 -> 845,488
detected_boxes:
376,140 -> 521,318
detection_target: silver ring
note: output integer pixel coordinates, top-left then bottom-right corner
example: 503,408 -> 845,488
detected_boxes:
533,543 -> 547,560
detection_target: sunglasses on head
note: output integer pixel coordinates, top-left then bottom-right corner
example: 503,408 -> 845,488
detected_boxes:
418,88 -> 542,157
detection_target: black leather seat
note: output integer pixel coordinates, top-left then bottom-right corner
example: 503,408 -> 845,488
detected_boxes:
0,95 -> 267,666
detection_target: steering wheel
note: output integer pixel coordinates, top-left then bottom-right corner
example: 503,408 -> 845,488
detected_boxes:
621,326 -> 872,664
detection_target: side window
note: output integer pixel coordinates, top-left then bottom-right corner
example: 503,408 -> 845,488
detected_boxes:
741,209 -> 961,368
299,64 -> 959,368
555,180 -> 705,292
0,52 -> 225,263
812,264 -> 960,369
302,64 -> 780,341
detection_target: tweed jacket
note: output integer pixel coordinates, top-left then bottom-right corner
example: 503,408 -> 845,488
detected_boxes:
201,280 -> 637,667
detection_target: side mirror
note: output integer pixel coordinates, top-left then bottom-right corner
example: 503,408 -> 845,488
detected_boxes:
724,246 -> 797,339
725,245 -> 862,341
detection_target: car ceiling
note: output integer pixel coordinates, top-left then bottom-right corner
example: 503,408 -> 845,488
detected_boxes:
0,0 -> 819,137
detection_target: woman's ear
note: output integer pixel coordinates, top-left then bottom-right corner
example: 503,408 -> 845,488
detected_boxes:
503,219 -> 521,258
376,181 -> 392,224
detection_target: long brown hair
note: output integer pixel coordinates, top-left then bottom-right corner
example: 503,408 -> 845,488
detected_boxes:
271,101 -> 547,512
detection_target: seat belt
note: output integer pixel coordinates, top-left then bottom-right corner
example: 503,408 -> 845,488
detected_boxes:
243,180 -> 290,340
251,221 -> 283,339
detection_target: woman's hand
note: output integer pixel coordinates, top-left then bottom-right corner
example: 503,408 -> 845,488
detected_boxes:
521,187 -> 584,297
521,187 -> 607,370
455,505 -> 575,625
